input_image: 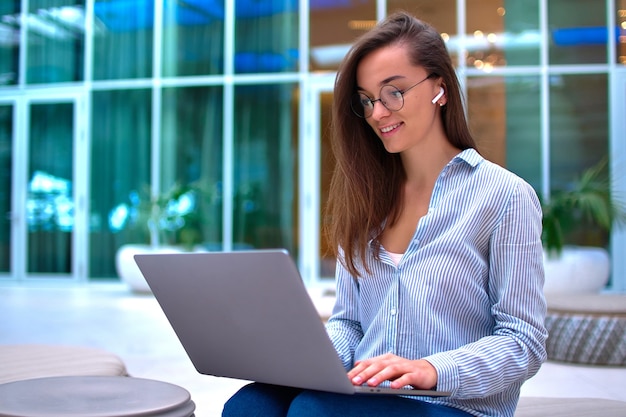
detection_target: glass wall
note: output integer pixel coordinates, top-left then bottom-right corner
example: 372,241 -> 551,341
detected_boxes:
162,2 -> 224,77
233,83 -> 297,252
27,0 -> 85,84
618,1 -> 626,65
549,74 -> 609,189
309,0 -> 376,71
28,102 -> 74,274
0,105 -> 12,272
0,0 -> 624,289
235,2 -> 298,73
548,0 -> 607,65
90,89 -> 151,278
466,75 -> 542,189
93,1 -> 153,80
160,86 -> 224,250
0,4 -> 20,86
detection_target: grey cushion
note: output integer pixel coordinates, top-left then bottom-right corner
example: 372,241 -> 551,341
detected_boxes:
515,397 -> 626,417
0,344 -> 128,384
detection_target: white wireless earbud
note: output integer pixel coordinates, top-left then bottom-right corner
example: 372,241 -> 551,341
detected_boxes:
431,87 -> 445,104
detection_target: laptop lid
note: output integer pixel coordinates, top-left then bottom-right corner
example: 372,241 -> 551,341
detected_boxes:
134,249 -> 450,397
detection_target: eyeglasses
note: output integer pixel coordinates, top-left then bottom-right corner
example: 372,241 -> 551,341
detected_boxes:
351,74 -> 434,118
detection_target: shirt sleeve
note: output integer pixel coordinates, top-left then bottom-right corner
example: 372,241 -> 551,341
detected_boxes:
424,180 -> 548,398
325,257 -> 365,371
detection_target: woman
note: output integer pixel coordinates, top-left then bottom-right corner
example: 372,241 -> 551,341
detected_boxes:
223,11 -> 547,417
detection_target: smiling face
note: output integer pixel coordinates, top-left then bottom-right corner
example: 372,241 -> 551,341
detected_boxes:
355,43 -> 447,154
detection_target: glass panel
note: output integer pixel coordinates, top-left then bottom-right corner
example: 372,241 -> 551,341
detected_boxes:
234,0 -> 298,73
160,86 -> 223,250
28,102 -> 74,274
319,91 -> 335,278
0,4 -> 20,86
90,89 -> 151,279
467,76 -> 507,167
548,0 -> 607,65
466,0 -> 539,68
0,105 -> 12,273
550,74 -> 608,189
162,1 -> 224,77
233,83 -> 297,254
502,76 -> 542,188
27,0 -> 85,84
388,0 -> 458,65
549,73 -> 609,245
618,1 -> 626,65
467,76 -> 541,185
93,0 -> 153,80
309,0 -> 376,72
467,75 -> 542,188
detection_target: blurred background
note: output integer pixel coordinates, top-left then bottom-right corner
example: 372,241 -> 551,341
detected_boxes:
0,0 -> 625,291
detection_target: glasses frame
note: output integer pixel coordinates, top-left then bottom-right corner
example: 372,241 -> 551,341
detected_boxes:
351,73 -> 435,118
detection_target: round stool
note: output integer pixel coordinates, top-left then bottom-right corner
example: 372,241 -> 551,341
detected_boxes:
0,376 -> 195,417
545,294 -> 626,366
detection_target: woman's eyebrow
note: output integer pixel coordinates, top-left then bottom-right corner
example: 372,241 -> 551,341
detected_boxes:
356,75 -> 408,91
379,75 -> 406,86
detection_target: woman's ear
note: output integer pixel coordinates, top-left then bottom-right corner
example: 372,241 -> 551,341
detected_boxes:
431,87 -> 445,105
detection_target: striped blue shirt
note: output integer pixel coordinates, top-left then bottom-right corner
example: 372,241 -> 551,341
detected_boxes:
326,149 -> 548,417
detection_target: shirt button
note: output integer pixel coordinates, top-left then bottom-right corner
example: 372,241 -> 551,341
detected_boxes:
390,308 -> 397,316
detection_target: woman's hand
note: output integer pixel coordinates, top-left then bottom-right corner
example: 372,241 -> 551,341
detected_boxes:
347,353 -> 438,390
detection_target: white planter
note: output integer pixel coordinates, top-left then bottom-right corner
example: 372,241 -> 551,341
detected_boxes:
543,246 -> 611,294
115,244 -> 186,293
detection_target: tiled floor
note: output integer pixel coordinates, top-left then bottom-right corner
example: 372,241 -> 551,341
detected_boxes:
1,283 -> 625,417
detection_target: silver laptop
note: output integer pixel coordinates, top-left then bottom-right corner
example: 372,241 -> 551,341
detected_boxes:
134,249 -> 450,397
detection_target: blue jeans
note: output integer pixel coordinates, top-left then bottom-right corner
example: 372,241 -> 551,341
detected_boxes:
222,383 -> 472,417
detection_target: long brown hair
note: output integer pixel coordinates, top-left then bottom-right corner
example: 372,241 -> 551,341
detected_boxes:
325,11 -> 476,278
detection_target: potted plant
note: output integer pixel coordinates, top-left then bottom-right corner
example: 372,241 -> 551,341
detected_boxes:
541,157 -> 626,293
110,181 -> 215,292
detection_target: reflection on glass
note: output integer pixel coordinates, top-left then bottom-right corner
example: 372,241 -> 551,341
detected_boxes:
28,103 -> 74,274
160,86 -> 224,249
467,0 -> 539,68
0,105 -> 12,272
90,89 -> 151,278
27,0 -> 85,84
548,0 -> 607,65
550,74 -> 608,189
618,2 -> 626,65
309,0 -> 376,71
388,0 -> 458,65
235,0 -> 298,73
233,83 -> 297,254
0,4 -> 20,86
467,75 -> 541,188
93,0 -> 153,80
162,1 -> 224,76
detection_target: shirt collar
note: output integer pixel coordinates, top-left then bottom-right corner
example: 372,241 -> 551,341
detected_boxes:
366,148 -> 483,249
451,148 -> 483,168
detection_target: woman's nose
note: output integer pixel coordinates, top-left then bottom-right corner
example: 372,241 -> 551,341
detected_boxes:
370,100 -> 390,119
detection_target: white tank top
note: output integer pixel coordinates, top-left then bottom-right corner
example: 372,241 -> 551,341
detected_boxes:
387,250 -> 403,266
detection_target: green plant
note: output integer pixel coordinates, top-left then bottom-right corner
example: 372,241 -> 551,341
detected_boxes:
541,157 -> 626,256
111,181 -> 217,251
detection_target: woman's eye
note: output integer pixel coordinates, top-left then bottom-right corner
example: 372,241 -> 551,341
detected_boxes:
389,89 -> 403,99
